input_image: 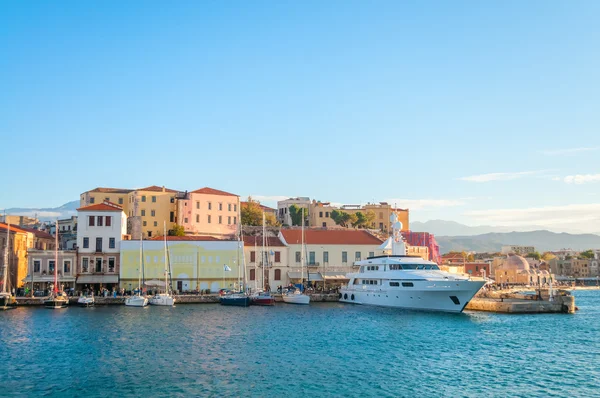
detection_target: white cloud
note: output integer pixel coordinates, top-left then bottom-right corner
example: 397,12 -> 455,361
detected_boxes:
563,174 -> 600,184
540,147 -> 600,156
458,170 -> 547,183
385,198 -> 467,210
464,203 -> 600,230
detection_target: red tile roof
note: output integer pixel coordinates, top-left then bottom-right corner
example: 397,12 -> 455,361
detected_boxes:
191,187 -> 239,197
87,187 -> 133,194
77,201 -> 124,212
136,185 -> 179,193
149,235 -> 223,241
243,235 -> 285,247
0,222 -> 29,234
280,229 -> 383,245
241,202 -> 276,212
18,227 -> 54,240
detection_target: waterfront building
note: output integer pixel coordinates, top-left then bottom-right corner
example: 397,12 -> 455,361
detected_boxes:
278,229 -> 384,289
494,254 -> 551,285
501,245 -> 536,256
26,250 -> 77,292
0,222 -> 31,288
18,227 -> 55,250
177,187 -> 240,238
549,258 -> 596,278
119,236 -> 241,293
277,197 -> 311,226
243,235 -> 289,291
57,216 -> 78,249
76,201 -> 128,293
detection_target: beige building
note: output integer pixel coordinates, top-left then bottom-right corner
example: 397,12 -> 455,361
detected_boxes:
0,215 -> 39,227
26,250 -> 77,292
406,245 -> 429,260
277,197 -> 311,226
495,254 -> 551,285
549,258 -> 595,278
309,201 -> 338,228
307,201 -> 410,232
178,187 -> 240,238
243,235 -> 289,291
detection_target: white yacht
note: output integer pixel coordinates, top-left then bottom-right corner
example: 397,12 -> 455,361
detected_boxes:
339,216 -> 485,313
125,294 -> 148,307
282,289 -> 311,305
149,292 -> 175,306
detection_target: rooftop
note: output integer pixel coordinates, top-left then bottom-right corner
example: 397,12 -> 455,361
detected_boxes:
148,235 -> 223,241
86,187 -> 133,194
77,201 -> 124,212
280,229 -> 383,245
0,222 -> 29,234
136,185 -> 179,193
191,187 -> 239,197
18,227 -> 54,240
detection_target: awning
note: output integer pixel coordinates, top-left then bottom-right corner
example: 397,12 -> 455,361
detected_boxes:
22,275 -> 76,283
77,275 -> 119,284
321,272 -> 350,280
308,273 -> 323,282
287,271 -> 306,279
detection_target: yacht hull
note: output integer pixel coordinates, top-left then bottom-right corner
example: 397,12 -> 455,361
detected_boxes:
44,298 -> 69,309
0,294 -> 17,310
250,296 -> 275,306
339,280 -> 485,313
149,295 -> 175,306
77,297 -> 95,307
220,296 -> 251,307
282,294 -> 310,305
125,296 -> 148,307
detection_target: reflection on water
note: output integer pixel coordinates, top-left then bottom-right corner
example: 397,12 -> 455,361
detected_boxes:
1,291 -> 599,397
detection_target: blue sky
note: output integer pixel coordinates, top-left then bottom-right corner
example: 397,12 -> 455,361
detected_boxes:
1,1 -> 599,232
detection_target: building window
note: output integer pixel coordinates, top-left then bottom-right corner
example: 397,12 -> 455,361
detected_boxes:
275,251 -> 281,263
141,210 -> 146,217
143,221 -> 147,227
355,252 -> 361,261
82,258 -> 89,272
152,196 -> 156,203
151,210 -> 156,217
196,202 -> 200,209
234,204 -> 237,212
208,215 -> 211,224
105,216 -> 112,227
296,251 -> 301,263
49,260 -> 55,273
196,215 -> 200,223
369,252 -> 374,258
218,216 -> 222,224
108,257 -> 115,273
228,216 -> 231,224
83,237 -> 89,248
118,198 -> 123,205
97,216 -> 103,226
323,252 -> 329,263
250,269 -> 256,281
251,251 -> 256,262
96,237 -> 102,252
105,197 -> 109,201
109,238 -> 116,249
319,211 -> 323,217
142,196 -> 146,202
342,251 -> 348,263
274,269 -> 281,280
228,203 -> 232,211
208,202 -> 212,210
219,203 -> 223,211
322,222 -> 326,227
154,221 -> 158,227
34,260 -> 40,272
309,252 -> 315,265
170,212 -> 174,222
148,231 -> 152,237
89,197 -> 95,204
88,216 -> 95,226
234,217 -> 237,225
95,258 -> 102,273
326,212 -> 330,217
63,260 -> 71,273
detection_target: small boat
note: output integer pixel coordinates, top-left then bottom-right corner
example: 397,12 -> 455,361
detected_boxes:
77,294 -> 95,307
149,292 -> 175,306
125,294 -> 148,307
0,292 -> 17,310
282,288 -> 310,305
220,292 -> 251,307
1,222 -> 17,310
45,222 -> 69,309
250,290 -> 275,306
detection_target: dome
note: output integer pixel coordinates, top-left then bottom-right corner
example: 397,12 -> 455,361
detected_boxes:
499,254 -> 530,271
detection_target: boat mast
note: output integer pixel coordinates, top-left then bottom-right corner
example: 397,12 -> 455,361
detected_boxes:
138,228 -> 142,295
163,222 -> 168,294
301,208 -> 305,288
54,219 -> 59,294
262,212 -> 266,291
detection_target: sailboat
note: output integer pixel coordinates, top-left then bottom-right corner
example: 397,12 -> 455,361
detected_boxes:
220,206 -> 250,307
125,230 -> 149,307
1,221 -> 17,310
149,222 -> 176,306
282,209 -> 310,305
45,220 -> 69,309
77,291 -> 95,307
250,213 -> 275,306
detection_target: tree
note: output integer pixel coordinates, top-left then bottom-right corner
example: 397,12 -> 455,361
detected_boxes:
354,212 -> 367,228
541,252 -> 556,261
168,224 -> 185,236
241,196 -> 281,226
289,204 -> 307,226
580,250 -> 595,260
364,210 -> 376,227
331,210 -> 350,227
526,251 -> 541,260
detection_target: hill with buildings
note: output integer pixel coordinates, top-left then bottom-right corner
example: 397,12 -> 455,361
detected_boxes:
436,230 -> 600,253
2,200 -> 78,221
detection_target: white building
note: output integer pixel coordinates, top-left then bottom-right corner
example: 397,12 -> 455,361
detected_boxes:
501,245 -> 536,255
243,235 -> 289,292
76,201 -> 128,292
26,250 -> 77,293
277,197 -> 310,226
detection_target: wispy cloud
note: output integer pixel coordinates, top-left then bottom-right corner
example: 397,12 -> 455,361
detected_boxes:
464,203 -> 600,229
563,174 -> 600,184
458,170 -> 546,183
540,147 -> 600,156
385,198 -> 468,210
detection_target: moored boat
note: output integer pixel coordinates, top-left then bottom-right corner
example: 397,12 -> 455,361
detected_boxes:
282,288 -> 310,305
125,294 -> 148,307
220,292 -> 251,306
250,290 -> 275,306
77,294 -> 95,307
149,223 -> 176,306
125,231 -> 148,307
45,221 -> 69,310
1,221 -> 17,310
149,292 -> 175,306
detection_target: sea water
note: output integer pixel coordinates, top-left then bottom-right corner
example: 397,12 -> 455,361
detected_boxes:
1,291 -> 599,397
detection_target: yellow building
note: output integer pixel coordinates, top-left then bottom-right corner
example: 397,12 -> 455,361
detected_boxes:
120,237 -> 242,293
495,254 -> 552,286
1,222 -> 34,288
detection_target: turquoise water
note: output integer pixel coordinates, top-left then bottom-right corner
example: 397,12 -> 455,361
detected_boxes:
1,291 -> 599,397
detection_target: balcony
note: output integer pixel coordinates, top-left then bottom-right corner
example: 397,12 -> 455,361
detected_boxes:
307,262 -> 320,268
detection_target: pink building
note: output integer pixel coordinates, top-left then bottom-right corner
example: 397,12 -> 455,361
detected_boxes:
177,187 -> 240,238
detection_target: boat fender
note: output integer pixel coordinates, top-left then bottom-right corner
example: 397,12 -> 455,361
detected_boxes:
351,294 -> 355,301
344,293 -> 348,300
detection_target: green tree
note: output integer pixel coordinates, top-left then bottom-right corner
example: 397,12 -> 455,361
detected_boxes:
541,252 -> 556,261
289,204 -> 307,226
354,212 -> 367,228
168,224 -> 185,236
580,250 -> 595,259
331,210 -> 350,227
526,251 -> 541,260
364,210 -> 376,228
241,197 -> 280,226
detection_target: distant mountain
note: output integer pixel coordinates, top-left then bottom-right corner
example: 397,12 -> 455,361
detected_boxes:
3,200 -> 78,221
436,230 -> 600,253
411,220 -> 554,236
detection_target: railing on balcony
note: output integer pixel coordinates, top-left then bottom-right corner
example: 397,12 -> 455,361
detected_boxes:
307,262 -> 320,267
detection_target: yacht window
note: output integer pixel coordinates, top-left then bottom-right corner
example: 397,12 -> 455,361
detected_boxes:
402,282 -> 414,287
402,264 -> 418,270
416,265 -> 425,270
390,282 -> 400,287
